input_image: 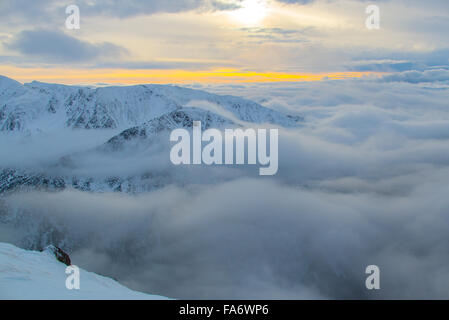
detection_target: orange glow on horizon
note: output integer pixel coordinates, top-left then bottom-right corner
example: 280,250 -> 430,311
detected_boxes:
0,66 -> 378,85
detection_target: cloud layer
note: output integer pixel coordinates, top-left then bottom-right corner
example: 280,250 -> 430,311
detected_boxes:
1,77 -> 449,298
6,29 -> 127,63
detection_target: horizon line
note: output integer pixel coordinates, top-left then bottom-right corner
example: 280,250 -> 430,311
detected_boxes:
0,67 -> 380,86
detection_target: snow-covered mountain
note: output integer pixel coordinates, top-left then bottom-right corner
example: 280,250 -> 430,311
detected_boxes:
0,75 -> 300,194
0,242 -> 168,300
0,108 -> 238,194
0,75 -> 301,133
104,107 -> 235,151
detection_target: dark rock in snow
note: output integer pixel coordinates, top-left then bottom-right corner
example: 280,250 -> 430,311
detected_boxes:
42,245 -> 72,266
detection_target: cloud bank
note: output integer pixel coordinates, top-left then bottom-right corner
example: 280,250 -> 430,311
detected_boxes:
1,77 -> 449,298
6,29 -> 127,63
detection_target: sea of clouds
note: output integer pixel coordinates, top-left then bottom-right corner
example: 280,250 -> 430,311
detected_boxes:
1,73 -> 449,299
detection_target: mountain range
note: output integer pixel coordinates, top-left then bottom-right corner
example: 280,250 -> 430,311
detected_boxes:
0,75 -> 302,194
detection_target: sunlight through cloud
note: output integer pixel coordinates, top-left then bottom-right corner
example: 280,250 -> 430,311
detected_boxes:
228,0 -> 269,27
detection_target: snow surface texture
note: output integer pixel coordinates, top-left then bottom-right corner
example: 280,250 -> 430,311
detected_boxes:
0,242 -> 167,300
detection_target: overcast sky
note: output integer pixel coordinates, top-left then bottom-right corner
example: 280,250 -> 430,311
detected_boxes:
0,0 -> 448,84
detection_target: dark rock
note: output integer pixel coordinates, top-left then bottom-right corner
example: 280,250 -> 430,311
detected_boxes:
42,245 -> 72,266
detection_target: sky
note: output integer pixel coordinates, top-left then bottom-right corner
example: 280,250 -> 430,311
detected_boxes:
0,0 -> 448,84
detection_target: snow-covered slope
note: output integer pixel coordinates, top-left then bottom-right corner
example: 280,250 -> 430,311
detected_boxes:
0,108 -> 238,194
0,242 -> 168,300
104,107 -> 235,151
0,75 -> 301,194
0,75 -> 301,133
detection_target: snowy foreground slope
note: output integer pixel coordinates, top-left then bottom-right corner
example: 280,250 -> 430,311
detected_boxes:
0,243 -> 167,300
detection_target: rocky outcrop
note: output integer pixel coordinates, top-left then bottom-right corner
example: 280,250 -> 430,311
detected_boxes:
42,245 -> 71,266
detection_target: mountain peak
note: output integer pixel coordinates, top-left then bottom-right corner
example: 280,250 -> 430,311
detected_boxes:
0,75 -> 23,89
0,77 -> 302,133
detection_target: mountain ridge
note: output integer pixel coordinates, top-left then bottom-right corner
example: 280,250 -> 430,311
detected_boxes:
0,75 -> 302,133
0,76 -> 299,194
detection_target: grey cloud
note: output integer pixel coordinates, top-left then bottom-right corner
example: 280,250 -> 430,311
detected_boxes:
3,173 -> 449,299
5,29 -> 127,63
0,0 -> 55,23
348,60 -> 416,72
275,0 -> 316,4
380,69 -> 449,84
275,0 -> 386,4
77,0 -> 240,18
238,27 -> 309,44
346,48 -> 449,73
0,0 -> 240,23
